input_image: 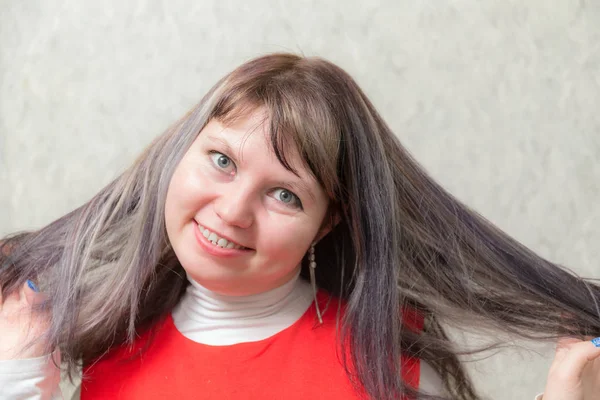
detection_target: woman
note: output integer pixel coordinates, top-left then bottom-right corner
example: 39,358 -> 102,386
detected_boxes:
1,53 -> 599,400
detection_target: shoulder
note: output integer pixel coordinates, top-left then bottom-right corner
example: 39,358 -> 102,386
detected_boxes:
314,290 -> 424,332
285,290 -> 345,345
314,291 -> 445,394
84,315 -> 171,369
315,289 -> 346,323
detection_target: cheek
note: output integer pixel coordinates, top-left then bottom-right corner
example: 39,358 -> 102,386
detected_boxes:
257,221 -> 316,264
165,171 -> 202,244
166,163 -> 210,216
164,169 -> 183,237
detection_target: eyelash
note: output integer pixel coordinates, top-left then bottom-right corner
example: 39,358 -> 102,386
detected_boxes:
271,188 -> 303,210
208,151 -> 303,210
209,151 -> 235,174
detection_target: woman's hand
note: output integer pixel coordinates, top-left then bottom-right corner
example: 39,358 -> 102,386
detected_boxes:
0,281 -> 50,360
542,337 -> 600,400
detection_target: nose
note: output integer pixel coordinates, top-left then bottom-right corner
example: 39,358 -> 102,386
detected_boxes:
213,183 -> 255,229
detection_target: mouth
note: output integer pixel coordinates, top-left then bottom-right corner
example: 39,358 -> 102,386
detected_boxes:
196,223 -> 251,251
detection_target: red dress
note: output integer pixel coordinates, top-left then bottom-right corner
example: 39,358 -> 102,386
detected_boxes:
81,292 -> 423,399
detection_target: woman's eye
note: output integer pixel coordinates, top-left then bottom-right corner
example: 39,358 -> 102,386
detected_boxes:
272,188 -> 302,209
209,151 -> 235,172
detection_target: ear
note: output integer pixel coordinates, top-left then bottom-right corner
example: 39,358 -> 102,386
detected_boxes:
313,209 -> 341,244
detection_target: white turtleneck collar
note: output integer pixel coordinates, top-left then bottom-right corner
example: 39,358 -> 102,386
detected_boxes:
171,270 -> 314,346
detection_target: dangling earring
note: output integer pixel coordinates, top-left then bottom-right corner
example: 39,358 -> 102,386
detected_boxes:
309,243 -> 323,324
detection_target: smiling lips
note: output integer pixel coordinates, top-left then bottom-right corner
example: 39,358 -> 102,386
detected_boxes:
197,224 -> 249,250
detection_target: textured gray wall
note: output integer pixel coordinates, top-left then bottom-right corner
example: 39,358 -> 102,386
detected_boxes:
1,1 -> 599,399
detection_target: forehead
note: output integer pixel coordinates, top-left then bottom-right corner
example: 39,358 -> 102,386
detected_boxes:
203,112 -> 301,171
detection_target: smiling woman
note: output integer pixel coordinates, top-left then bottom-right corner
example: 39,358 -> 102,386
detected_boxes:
164,114 -> 330,296
1,53 -> 600,400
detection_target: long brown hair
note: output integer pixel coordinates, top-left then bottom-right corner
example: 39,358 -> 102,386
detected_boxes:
2,53 -> 599,400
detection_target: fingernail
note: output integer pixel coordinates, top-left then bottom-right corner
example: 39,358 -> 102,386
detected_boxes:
26,279 -> 39,293
592,337 -> 600,348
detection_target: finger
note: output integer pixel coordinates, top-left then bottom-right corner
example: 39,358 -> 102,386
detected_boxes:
556,337 -> 581,348
554,339 -> 600,380
22,280 -> 48,307
19,281 -> 27,303
590,337 -> 600,354
551,337 -> 581,364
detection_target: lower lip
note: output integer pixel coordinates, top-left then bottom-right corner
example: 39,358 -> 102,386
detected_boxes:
193,223 -> 252,258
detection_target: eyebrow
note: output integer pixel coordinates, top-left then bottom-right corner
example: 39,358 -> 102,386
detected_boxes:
206,135 -> 317,202
207,136 -> 236,156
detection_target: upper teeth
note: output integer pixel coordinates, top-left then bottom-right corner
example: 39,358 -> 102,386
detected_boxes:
199,225 -> 244,250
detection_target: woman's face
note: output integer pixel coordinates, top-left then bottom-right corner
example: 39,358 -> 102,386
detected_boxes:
165,110 -> 330,296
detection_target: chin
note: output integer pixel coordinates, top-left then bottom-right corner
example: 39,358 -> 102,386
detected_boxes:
189,273 -> 251,296
181,260 -> 242,285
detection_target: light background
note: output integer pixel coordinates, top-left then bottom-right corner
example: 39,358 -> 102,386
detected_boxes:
1,1 -> 599,399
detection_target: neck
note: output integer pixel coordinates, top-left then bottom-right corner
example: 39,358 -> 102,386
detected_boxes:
172,271 -> 314,346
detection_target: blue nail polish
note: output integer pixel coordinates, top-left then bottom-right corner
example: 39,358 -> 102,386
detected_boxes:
26,279 -> 39,293
592,337 -> 600,348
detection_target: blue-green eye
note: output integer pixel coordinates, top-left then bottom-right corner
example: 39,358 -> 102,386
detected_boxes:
209,151 -> 235,172
272,188 -> 302,209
